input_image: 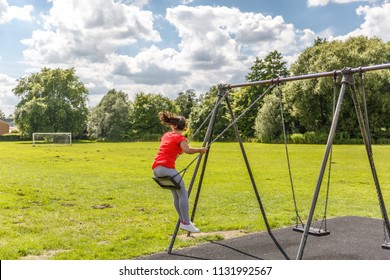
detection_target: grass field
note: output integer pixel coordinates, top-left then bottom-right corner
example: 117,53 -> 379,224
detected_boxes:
0,141 -> 389,260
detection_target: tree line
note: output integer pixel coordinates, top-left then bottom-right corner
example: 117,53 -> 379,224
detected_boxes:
7,36 -> 390,143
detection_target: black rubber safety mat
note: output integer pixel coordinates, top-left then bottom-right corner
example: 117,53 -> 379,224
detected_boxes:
136,216 -> 390,260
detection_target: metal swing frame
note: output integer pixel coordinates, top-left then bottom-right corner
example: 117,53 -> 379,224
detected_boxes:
295,66 -> 390,259
227,63 -> 390,259
165,63 -> 390,259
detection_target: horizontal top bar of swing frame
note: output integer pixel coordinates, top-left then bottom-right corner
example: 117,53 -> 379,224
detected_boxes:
225,63 -> 390,89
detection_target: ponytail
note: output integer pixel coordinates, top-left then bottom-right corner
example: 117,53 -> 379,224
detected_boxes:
159,112 -> 186,130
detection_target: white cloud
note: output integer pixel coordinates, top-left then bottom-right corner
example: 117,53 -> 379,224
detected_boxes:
20,0 -> 164,104
180,0 -> 195,4
22,0 -> 160,66
318,27 -> 335,38
92,4 -> 312,100
353,3 -> 390,40
0,73 -> 18,116
307,0 -> 372,7
164,5 -> 310,87
117,0 -> 150,8
110,45 -> 190,84
0,0 -> 33,24
19,2 -> 316,109
332,3 -> 390,41
307,0 -> 329,7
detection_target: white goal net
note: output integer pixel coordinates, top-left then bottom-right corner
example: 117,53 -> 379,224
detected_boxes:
32,132 -> 72,146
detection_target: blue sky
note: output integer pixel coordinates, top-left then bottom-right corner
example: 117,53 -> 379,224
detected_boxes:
1,0 -> 389,115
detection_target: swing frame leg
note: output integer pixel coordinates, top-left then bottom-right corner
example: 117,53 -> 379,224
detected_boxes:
224,92 -> 289,259
167,89 -> 222,254
296,69 -> 349,260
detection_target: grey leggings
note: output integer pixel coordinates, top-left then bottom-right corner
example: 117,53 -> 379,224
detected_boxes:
153,166 -> 190,224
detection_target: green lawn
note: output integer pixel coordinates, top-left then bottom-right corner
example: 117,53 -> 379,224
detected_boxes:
0,141 -> 389,259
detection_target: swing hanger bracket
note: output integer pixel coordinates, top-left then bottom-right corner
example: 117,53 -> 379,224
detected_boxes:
340,67 -> 355,85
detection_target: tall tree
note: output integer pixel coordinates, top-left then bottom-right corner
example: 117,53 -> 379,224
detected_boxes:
126,92 -> 177,140
286,36 -> 390,139
0,109 -> 5,120
13,67 -> 88,138
175,89 -> 197,119
254,94 -> 282,142
314,36 -> 327,46
87,89 -> 130,141
188,86 -> 232,141
246,51 -> 289,82
232,50 -> 289,138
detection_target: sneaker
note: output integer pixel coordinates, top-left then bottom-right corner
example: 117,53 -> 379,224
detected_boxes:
180,222 -> 200,233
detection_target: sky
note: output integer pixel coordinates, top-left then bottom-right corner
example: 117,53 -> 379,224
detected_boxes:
1,0 -> 390,116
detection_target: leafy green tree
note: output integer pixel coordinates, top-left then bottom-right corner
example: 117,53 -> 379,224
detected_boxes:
254,94 -> 282,142
246,51 -> 289,82
188,86 -> 232,141
0,109 -> 5,120
126,92 -> 177,140
314,36 -> 327,46
175,89 -> 198,119
232,50 -> 289,138
87,89 -> 130,141
13,67 -> 88,138
362,70 -> 390,141
287,36 -> 390,139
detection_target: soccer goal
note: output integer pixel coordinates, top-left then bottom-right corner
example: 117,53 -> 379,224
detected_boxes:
32,132 -> 72,146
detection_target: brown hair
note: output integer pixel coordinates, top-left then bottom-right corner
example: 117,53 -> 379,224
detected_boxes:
159,112 -> 186,130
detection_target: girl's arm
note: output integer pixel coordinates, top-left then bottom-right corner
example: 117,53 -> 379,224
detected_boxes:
180,141 -> 207,155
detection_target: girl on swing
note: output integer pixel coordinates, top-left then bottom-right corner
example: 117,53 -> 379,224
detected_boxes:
152,112 -> 207,233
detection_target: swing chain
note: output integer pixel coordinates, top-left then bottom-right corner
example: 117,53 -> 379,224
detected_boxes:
276,83 -> 304,228
318,72 -> 339,232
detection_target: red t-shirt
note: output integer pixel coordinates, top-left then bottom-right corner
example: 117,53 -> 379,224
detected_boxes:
152,132 -> 187,169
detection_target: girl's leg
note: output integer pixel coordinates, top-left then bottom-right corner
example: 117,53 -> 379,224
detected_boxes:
169,189 -> 184,222
153,166 -> 189,223
174,186 -> 190,224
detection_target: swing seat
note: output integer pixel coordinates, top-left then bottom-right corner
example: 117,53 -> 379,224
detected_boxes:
293,225 -> 330,236
382,241 -> 390,250
152,176 -> 181,190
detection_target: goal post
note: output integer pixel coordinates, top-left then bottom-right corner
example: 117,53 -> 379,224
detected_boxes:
32,132 -> 72,146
